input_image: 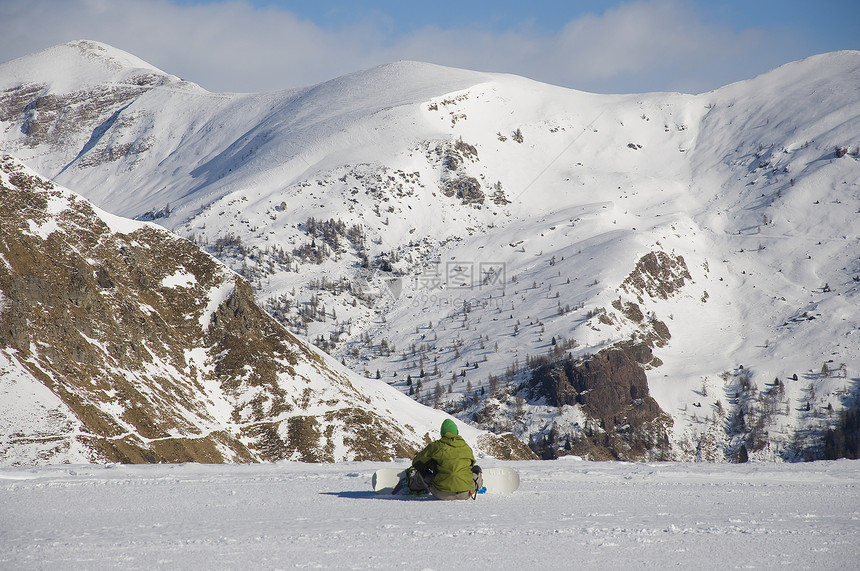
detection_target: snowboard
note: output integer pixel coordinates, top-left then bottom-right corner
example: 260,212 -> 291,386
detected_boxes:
372,466 -> 519,495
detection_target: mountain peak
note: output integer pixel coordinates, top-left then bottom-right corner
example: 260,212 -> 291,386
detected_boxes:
0,40 -> 184,93
62,40 -> 161,71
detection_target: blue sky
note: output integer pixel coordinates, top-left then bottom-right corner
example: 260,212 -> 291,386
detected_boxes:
2,0 -> 857,94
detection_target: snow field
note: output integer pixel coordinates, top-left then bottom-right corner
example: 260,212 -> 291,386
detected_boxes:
1,459 -> 858,570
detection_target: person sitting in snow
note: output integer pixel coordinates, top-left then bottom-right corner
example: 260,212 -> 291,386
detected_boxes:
406,419 -> 483,500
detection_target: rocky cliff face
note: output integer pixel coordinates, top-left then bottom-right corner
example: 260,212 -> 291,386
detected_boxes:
0,156 -> 534,464
526,342 -> 672,461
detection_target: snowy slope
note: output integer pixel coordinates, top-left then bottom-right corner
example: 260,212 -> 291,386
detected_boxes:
0,41 -> 489,218
1,42 -> 858,462
0,40 -> 178,93
0,156 -> 531,465
1,459 -> 858,569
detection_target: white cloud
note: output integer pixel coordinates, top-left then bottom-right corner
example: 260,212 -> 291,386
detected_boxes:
390,0 -> 802,94
0,0 -> 373,92
550,0 -> 772,91
0,0 -> 808,94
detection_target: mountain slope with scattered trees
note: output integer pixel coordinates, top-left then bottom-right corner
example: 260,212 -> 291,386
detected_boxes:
1,41 -> 858,463
0,155 -> 533,465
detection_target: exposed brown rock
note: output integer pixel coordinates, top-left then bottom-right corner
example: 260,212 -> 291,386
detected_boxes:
477,433 -> 537,460
620,251 -> 691,302
527,341 -> 672,461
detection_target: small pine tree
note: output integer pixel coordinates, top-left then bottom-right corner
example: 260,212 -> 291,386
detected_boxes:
736,444 -> 749,463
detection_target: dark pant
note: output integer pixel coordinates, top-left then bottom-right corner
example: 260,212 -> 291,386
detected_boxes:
408,464 -> 483,500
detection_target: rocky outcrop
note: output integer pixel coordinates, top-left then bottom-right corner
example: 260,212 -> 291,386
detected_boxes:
527,342 -> 672,461
436,138 -> 485,204
620,251 -> 691,302
534,342 -> 653,412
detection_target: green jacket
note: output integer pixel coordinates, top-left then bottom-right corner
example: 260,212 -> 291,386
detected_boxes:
413,433 -> 476,493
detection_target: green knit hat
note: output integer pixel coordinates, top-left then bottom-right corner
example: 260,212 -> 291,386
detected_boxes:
441,419 -> 458,437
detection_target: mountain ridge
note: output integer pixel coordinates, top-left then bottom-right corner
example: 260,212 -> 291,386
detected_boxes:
0,155 -> 533,465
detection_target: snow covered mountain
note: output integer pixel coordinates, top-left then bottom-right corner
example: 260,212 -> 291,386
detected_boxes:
1,40 -> 858,463
0,155 -> 531,465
